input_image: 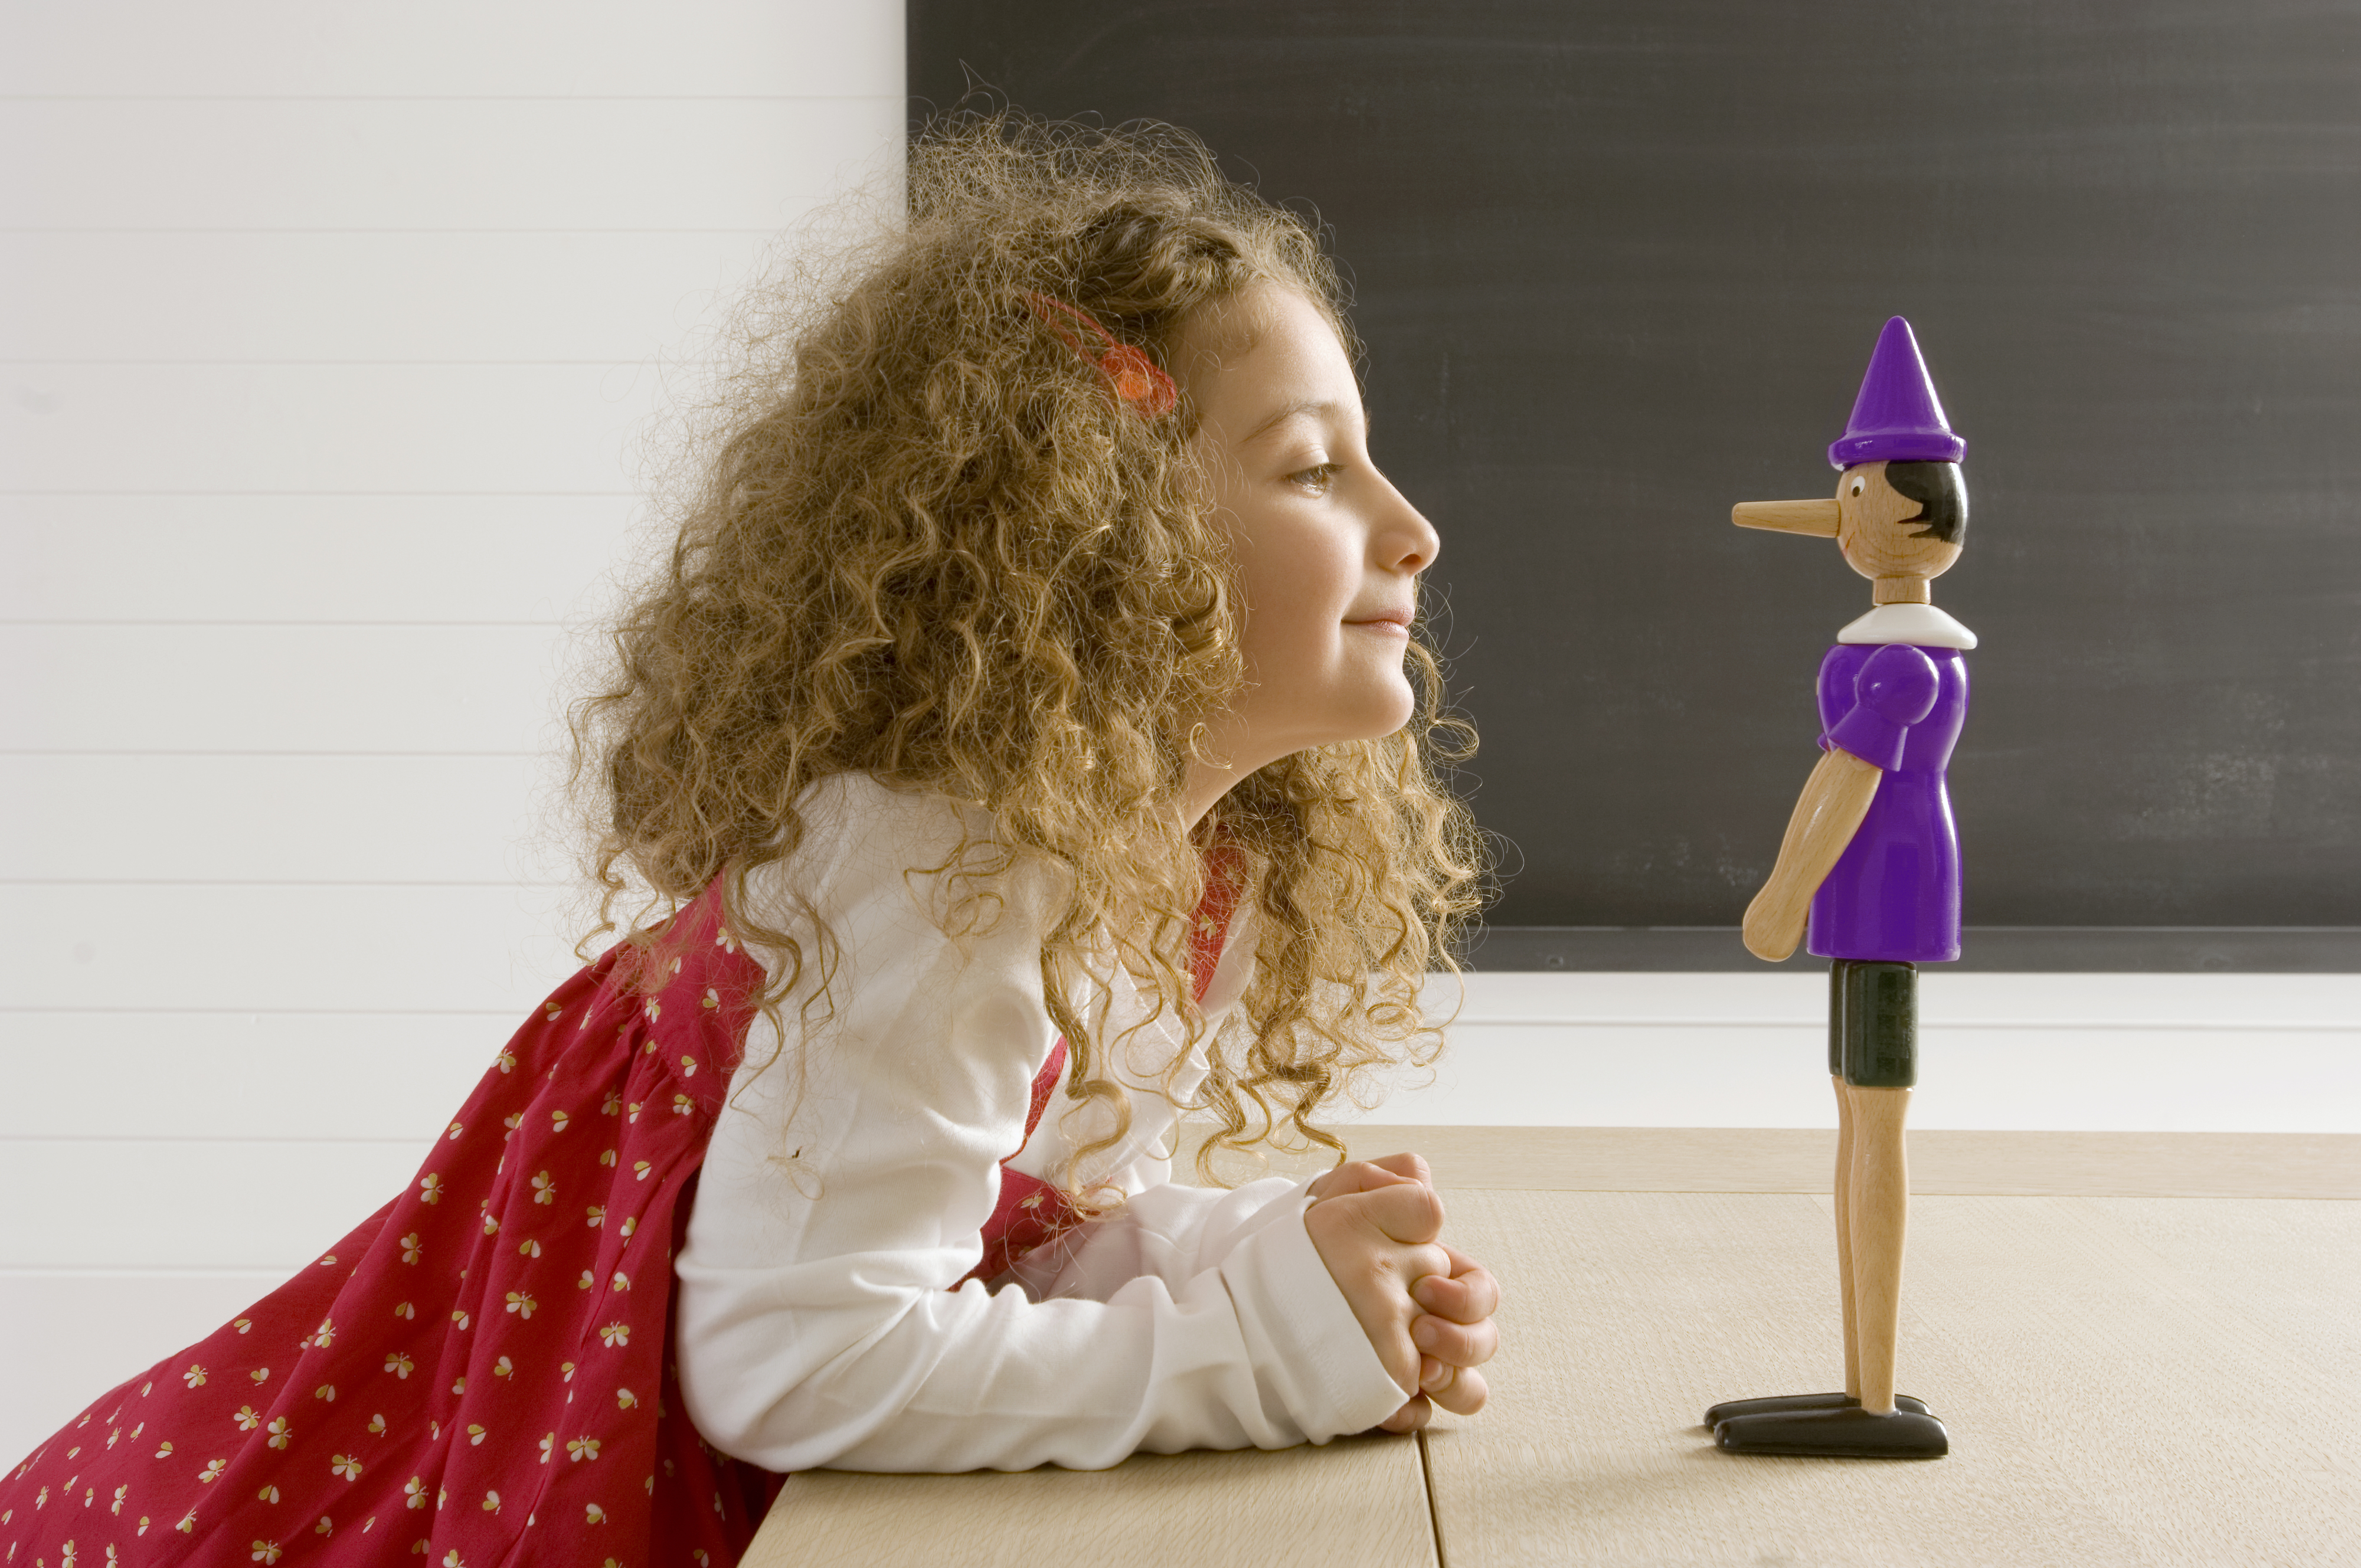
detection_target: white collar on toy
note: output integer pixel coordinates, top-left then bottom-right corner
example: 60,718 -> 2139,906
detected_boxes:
1835,602 -> 1977,649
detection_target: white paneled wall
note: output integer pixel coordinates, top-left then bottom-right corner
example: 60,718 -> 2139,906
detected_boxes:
5,0 -> 2356,1475
0,0 -> 908,1467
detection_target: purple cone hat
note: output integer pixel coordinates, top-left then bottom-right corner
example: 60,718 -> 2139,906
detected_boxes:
1827,315 -> 1967,469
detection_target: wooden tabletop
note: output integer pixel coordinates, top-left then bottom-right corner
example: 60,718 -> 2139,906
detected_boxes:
743,1128 -> 2359,1568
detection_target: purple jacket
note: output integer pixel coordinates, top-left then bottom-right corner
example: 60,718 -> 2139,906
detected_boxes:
1806,641 -> 1970,963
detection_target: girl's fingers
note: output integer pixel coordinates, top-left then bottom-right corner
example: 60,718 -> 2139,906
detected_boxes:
1412,1311 -> 1497,1370
1310,1159 -> 1429,1205
1309,1153 -> 1434,1204
1413,1260 -> 1502,1324
1363,1151 -> 1434,1189
1429,1366 -> 1487,1417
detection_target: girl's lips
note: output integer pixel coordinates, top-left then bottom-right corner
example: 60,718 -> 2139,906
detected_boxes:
1345,618 -> 1410,634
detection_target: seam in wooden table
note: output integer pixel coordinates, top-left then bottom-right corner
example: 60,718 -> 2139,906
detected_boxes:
1416,1427 -> 1449,1568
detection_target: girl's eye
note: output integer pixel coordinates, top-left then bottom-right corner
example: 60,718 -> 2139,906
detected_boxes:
1290,463 -> 1339,494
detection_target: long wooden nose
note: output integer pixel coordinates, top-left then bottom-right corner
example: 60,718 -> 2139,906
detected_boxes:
1732,498 -> 1842,536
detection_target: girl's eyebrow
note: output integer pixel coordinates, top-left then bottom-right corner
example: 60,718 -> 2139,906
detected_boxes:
1240,398 -> 1370,447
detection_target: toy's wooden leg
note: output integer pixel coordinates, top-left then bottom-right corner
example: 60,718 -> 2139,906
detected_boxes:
1705,965 -> 1903,1429
1834,1072 -> 1860,1400
1847,1085 -> 1909,1415
1712,961 -> 1945,1457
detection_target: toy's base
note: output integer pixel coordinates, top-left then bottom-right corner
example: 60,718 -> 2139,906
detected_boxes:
1713,1405 -> 1949,1459
1703,1390 -> 1930,1426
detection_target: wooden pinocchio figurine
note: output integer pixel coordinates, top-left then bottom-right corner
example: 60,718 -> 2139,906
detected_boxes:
1706,316 -> 1968,1459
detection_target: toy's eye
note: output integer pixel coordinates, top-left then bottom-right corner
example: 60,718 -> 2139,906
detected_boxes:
1850,479 -> 1864,496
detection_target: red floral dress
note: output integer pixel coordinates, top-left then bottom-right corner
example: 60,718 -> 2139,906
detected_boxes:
1,851 -> 1241,1567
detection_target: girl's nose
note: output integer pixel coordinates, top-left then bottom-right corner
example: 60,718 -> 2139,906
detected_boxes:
1395,506 -> 1440,574
1376,482 -> 1440,573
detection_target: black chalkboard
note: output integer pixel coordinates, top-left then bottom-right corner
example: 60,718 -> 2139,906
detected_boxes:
910,1 -> 2361,969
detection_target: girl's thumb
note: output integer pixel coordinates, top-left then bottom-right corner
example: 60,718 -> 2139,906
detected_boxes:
1310,1166 -> 1414,1205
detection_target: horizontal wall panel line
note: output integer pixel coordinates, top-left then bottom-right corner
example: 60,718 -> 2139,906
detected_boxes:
0,749 -> 543,758
0,1007 -> 555,1017
0,878 -> 573,888
0,94 -> 900,103
0,228 -> 783,237
2,620 -> 577,627
1,1268 -> 290,1279
0,490 -> 636,496
5,1135 -> 429,1147
2,359 -> 722,366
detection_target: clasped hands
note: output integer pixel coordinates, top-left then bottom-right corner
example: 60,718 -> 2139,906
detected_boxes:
1303,1152 -> 1499,1434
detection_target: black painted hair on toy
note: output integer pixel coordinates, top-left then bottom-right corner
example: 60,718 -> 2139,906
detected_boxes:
1884,461 -> 1967,545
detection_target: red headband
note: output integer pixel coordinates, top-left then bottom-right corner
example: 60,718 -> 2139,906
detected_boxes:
1023,292 -> 1179,418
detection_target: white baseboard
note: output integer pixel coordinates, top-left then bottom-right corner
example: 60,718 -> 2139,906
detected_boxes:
1329,972 -> 2361,1134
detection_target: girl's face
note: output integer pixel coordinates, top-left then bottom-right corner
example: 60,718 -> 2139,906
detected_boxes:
1173,281 -> 1441,822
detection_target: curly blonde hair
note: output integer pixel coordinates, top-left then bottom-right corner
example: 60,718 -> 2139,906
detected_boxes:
558,112 -> 1490,1217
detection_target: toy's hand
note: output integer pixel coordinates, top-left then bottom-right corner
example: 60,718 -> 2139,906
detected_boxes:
1742,880 -> 1807,961
1745,747 -> 1883,963
1304,1154 -> 1499,1433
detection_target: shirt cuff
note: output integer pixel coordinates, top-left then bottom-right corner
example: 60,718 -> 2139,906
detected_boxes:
1218,1181 -> 1414,1442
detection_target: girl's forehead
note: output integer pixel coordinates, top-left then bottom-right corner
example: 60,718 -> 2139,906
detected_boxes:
1178,284 -> 1355,419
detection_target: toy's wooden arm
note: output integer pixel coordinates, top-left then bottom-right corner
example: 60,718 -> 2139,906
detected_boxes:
1741,747 -> 1883,961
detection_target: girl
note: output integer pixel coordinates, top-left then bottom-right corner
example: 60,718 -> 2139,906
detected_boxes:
1,113 -> 1502,1566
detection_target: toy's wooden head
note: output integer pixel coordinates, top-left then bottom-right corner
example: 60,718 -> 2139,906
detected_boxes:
1732,460 -> 1966,604
1729,316 -> 1968,605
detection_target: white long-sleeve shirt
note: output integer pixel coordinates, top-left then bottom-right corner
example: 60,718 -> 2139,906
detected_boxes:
672,771 -> 1410,1474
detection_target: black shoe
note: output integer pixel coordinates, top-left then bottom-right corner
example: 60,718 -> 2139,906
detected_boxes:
1713,1404 -> 1948,1459
1703,1390 -> 1930,1426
